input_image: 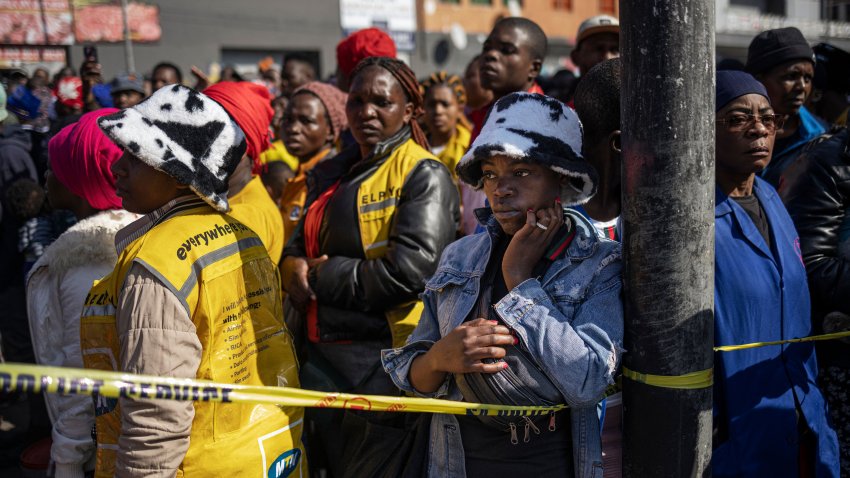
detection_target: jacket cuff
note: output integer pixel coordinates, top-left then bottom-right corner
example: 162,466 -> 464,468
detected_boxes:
494,277 -> 547,328
53,463 -> 86,478
381,340 -> 451,398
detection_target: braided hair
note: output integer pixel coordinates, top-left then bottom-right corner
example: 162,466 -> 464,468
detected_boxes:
350,56 -> 429,150
420,71 -> 472,131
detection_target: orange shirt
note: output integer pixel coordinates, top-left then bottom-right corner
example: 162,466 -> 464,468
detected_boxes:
279,149 -> 332,241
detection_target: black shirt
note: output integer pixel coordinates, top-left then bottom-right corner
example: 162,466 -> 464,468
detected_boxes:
732,194 -> 771,249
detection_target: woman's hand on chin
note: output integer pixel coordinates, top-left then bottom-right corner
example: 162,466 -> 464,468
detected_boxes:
502,199 -> 563,290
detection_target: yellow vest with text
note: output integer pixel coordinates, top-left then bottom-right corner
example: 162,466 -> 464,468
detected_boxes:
79,203 -> 306,478
356,138 -> 437,348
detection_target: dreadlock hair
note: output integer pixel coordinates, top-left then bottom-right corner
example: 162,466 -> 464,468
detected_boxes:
573,58 -> 621,147
349,56 -> 429,150
420,71 -> 472,131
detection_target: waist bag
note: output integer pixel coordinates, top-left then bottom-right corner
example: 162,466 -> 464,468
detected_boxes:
454,272 -> 565,444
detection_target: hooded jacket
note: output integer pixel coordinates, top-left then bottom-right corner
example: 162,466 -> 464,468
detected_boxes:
26,209 -> 138,478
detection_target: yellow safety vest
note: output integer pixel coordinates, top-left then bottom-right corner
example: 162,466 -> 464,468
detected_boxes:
435,123 -> 471,181
80,202 -> 306,478
356,138 -> 437,348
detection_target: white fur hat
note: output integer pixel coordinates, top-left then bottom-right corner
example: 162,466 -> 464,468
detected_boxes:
98,84 -> 247,212
456,92 -> 598,206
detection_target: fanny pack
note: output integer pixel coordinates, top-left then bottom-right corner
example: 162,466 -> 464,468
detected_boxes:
454,270 -> 565,444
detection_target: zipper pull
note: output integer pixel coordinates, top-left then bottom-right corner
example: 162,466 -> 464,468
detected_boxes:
549,412 -> 557,432
509,422 -> 518,445
523,420 -> 530,443
524,416 -> 541,436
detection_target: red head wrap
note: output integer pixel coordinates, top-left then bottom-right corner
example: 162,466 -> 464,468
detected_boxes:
336,28 -> 397,77
204,81 -> 274,173
48,108 -> 123,210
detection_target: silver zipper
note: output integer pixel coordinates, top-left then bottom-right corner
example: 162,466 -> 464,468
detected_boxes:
522,416 -> 541,443
549,411 -> 557,432
509,422 -> 518,445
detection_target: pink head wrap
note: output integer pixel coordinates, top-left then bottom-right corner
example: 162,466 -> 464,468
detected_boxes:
48,108 -> 123,210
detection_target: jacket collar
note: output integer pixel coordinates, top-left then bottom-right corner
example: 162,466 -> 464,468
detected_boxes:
715,176 -> 777,260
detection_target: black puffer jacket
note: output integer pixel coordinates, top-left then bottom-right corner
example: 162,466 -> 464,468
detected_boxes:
781,127 -> 850,367
282,127 -> 460,342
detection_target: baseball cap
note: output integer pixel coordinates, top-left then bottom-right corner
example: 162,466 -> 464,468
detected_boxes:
110,72 -> 145,95
576,15 -> 620,45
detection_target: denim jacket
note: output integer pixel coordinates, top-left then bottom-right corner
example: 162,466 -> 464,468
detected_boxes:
382,208 -> 624,478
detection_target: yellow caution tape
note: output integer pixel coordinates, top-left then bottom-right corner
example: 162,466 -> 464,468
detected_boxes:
0,363 -> 566,417
622,329 -> 850,390
713,330 -> 850,352
621,366 -> 714,390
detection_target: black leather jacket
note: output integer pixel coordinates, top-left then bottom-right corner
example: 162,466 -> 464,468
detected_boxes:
781,127 -> 850,366
282,127 -> 460,342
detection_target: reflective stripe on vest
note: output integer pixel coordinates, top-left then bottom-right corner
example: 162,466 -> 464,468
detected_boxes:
80,206 -> 306,478
356,138 -> 434,347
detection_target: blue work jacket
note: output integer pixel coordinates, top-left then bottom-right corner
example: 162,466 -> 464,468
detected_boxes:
713,177 -> 839,477
382,208 -> 623,478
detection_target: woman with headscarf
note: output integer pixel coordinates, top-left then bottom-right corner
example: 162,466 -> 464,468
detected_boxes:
25,109 -> 138,478
280,56 -> 459,475
712,70 -> 838,477
204,81 -> 286,265
279,81 -> 347,240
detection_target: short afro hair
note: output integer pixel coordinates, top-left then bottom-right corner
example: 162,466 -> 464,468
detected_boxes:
573,58 -> 621,146
152,62 -> 183,83
494,17 -> 548,61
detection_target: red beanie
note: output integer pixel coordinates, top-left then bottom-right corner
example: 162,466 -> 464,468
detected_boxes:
204,81 -> 274,173
336,28 -> 397,77
48,108 -> 123,211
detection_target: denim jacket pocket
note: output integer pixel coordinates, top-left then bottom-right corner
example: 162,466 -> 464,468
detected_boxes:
425,269 -> 477,336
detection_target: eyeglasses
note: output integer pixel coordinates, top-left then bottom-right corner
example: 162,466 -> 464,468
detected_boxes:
715,113 -> 785,134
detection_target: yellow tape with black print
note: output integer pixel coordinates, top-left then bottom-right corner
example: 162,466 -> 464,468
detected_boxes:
0,363 -> 566,416
4,331 -> 847,398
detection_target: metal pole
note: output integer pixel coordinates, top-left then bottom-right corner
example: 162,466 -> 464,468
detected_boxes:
121,0 -> 136,73
620,0 -> 715,476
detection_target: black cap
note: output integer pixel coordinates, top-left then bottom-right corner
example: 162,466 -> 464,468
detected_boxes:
746,27 -> 815,75
813,43 -> 850,94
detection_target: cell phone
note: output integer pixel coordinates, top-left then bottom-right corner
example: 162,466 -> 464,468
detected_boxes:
83,45 -> 98,63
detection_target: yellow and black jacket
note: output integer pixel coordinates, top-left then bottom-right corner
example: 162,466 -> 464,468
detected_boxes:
283,126 -> 459,347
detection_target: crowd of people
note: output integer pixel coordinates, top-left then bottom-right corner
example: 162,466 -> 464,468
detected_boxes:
0,11 -> 847,478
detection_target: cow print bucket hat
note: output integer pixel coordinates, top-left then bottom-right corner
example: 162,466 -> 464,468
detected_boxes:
456,92 -> 598,206
98,84 -> 247,212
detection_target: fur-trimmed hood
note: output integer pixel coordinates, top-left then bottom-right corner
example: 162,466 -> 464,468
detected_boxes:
28,209 -> 139,278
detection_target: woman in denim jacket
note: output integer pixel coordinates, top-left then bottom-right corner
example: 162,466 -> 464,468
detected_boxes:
382,92 -> 623,478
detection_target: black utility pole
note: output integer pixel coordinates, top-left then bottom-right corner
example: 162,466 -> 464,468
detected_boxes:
620,1 -> 715,477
